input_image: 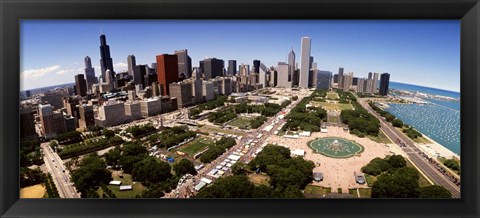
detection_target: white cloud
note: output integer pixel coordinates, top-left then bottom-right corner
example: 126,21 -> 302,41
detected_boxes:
114,62 -> 128,71
22,65 -> 61,79
22,65 -> 84,79
56,67 -> 83,75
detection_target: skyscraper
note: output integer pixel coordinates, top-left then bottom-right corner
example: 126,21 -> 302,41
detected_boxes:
127,55 -> 136,76
74,74 -> 87,97
175,49 -> 192,79
156,54 -> 180,96
133,65 -> 147,88
253,60 -> 260,74
309,56 -> 314,70
368,72 -> 373,80
99,34 -> 115,82
276,62 -> 291,88
288,49 -> 295,81
373,73 -> 380,93
39,104 -> 55,139
84,56 -> 96,92
338,67 -> 344,89
228,60 -> 237,75
202,58 -> 224,80
379,73 -> 390,96
342,73 -> 353,92
316,71 -> 332,90
20,106 -> 37,141
258,63 -> 268,88
299,37 -> 311,88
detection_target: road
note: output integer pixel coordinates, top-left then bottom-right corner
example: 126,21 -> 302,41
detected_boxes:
41,143 -> 81,198
357,98 -> 461,198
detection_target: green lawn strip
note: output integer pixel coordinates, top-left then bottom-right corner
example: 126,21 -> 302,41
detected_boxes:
228,117 -> 253,129
394,127 -> 431,144
107,172 -> 146,198
326,92 -> 340,99
304,185 -> 331,196
364,174 -> 377,187
200,125 -> 246,136
314,101 -> 354,111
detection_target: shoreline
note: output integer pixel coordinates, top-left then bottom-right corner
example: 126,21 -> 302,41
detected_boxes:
414,131 -> 460,160
382,98 -> 460,160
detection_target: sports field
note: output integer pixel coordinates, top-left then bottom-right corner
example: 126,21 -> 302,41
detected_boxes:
179,137 -> 214,157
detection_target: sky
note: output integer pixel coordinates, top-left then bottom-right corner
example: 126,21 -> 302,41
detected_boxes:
20,20 -> 460,92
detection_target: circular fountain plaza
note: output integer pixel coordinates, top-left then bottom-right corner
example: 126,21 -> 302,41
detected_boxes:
308,137 -> 364,158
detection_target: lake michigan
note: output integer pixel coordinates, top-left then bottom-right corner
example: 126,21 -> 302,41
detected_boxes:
384,82 -> 460,155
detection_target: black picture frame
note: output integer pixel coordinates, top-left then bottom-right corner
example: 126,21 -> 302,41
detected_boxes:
1,0 -> 479,217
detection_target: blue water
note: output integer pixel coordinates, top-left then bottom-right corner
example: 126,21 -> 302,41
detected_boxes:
385,82 -> 460,155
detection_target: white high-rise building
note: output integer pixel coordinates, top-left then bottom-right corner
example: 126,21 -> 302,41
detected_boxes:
299,37 -> 311,88
342,73 -> 353,91
276,62 -> 291,88
373,72 -> 379,93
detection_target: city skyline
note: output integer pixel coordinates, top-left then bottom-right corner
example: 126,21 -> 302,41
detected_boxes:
21,20 -> 460,92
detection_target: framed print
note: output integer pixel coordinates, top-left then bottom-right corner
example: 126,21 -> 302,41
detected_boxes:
1,0 -> 479,217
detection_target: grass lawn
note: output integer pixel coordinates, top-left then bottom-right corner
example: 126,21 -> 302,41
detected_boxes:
327,115 -> 339,123
395,127 -> 431,144
106,172 -> 147,198
405,159 -> 432,187
248,174 -> 270,186
348,188 -> 372,198
367,130 -> 393,144
304,185 -> 331,197
229,117 -> 253,129
364,174 -> 377,187
200,125 -> 246,136
412,136 -> 432,144
314,101 -> 354,111
437,156 -> 460,175
326,92 -> 340,99
178,137 -> 214,157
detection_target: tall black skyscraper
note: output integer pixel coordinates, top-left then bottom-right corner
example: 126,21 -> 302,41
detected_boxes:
202,58 -> 224,80
253,60 -> 260,74
228,60 -> 237,75
99,34 -> 115,82
368,72 -> 373,80
379,73 -> 390,96
127,55 -> 136,76
74,74 -> 87,97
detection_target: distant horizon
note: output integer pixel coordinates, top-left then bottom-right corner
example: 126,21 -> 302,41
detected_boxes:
21,20 -> 460,92
20,80 -> 461,94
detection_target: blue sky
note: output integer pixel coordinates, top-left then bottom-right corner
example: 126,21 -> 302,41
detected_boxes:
20,20 -> 460,92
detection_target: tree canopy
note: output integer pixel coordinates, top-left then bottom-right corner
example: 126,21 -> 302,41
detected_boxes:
71,153 -> 112,197
173,159 -> 197,177
132,157 -> 172,186
419,185 -> 452,198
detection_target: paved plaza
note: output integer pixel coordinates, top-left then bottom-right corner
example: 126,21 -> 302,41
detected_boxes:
267,126 -> 393,192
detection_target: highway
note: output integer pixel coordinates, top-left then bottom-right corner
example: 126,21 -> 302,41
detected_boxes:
357,98 -> 461,198
41,142 -> 81,198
